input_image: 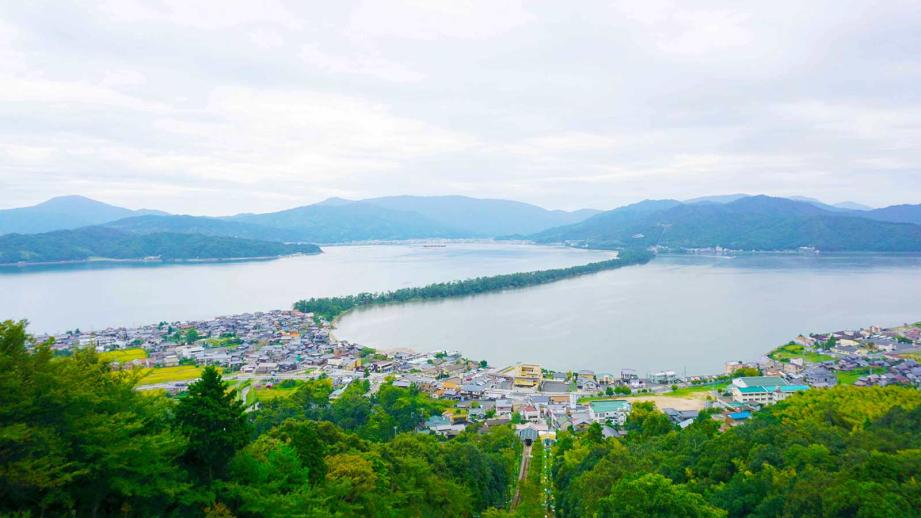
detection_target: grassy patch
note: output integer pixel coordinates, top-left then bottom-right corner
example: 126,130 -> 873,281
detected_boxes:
837,367 -> 887,386
254,380 -> 302,401
667,383 -> 729,398
99,348 -> 148,363
139,365 -> 213,385
769,343 -> 833,364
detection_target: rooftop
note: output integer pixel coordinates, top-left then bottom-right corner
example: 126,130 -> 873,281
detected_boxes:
735,376 -> 789,388
589,400 -> 631,412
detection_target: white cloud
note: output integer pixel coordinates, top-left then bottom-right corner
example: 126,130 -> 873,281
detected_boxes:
299,44 -> 425,82
98,0 -> 302,30
0,0 -> 920,212
249,28 -> 285,50
611,0 -> 753,56
347,0 -> 534,41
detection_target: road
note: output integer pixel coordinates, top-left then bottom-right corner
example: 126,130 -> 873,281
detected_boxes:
511,442 -> 532,509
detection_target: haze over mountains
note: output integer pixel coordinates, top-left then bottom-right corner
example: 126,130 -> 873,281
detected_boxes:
529,195 -> 921,252
0,195 -> 166,235
0,195 -> 601,243
2,194 -> 921,263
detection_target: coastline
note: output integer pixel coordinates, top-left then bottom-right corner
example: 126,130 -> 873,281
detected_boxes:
0,250 -> 321,268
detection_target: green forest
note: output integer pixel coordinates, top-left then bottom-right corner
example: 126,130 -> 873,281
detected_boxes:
552,389 -> 921,517
0,226 -> 321,264
294,248 -> 654,321
3,319 -> 920,517
0,321 -> 519,517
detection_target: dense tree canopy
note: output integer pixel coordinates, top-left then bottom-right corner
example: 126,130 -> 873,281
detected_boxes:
553,386 -> 921,518
0,226 -> 320,264
0,321 -> 520,517
3,319 -> 920,517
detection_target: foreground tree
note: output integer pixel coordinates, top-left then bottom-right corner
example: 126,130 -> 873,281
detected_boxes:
600,473 -> 726,518
175,366 -> 250,483
0,320 -> 188,516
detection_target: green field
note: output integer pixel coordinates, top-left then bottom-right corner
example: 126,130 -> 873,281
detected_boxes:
667,382 -> 729,397
254,381 -> 301,401
837,367 -> 887,386
769,343 -> 833,363
99,348 -> 148,363
138,365 -> 213,384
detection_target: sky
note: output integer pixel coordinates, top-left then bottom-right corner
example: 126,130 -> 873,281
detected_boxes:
1,1 -> 920,215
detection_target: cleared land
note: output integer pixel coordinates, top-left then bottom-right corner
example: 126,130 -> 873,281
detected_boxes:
579,383 -> 723,411
769,343 -> 833,363
629,394 -> 710,411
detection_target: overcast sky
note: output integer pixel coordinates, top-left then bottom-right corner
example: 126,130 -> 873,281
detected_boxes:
1,1 -> 920,214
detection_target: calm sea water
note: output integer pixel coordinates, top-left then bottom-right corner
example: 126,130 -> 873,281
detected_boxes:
336,253 -> 921,375
0,243 -> 612,333
4,246 -> 921,375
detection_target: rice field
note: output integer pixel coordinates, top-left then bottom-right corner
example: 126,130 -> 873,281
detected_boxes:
99,348 -> 148,363
138,365 -> 213,384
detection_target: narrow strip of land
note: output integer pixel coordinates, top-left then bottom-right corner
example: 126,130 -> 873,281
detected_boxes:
293,248 -> 654,321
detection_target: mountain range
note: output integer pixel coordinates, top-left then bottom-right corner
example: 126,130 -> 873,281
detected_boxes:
0,195 -> 601,242
2,194 -> 921,253
0,195 -> 166,235
528,195 -> 921,252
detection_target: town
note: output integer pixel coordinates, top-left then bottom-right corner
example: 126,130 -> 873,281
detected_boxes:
33,311 -> 921,443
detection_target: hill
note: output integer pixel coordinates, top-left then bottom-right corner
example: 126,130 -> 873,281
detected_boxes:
0,195 -> 166,235
226,202 -> 465,243
103,215 -> 311,242
0,226 -> 320,264
555,385 -> 921,517
355,195 -> 601,236
530,195 -> 921,252
864,204 -> 921,226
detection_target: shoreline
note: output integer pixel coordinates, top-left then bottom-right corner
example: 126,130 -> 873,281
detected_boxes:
0,250 -> 321,268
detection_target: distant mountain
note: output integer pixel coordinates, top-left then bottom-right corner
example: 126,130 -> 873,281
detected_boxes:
688,194 -> 873,212
529,199 -> 682,243
223,195 -> 600,242
104,215 -> 310,242
530,195 -> 921,252
0,196 -> 167,235
833,201 -> 873,211
863,204 -> 921,226
355,195 -> 601,236
0,226 -> 320,265
685,194 -> 751,204
227,202 -> 464,243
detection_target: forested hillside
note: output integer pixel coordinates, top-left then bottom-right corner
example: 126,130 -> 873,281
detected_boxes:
0,226 -> 320,264
553,387 -> 921,517
2,321 -> 920,517
531,196 -> 921,252
104,214 -> 312,243
0,321 -> 520,517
